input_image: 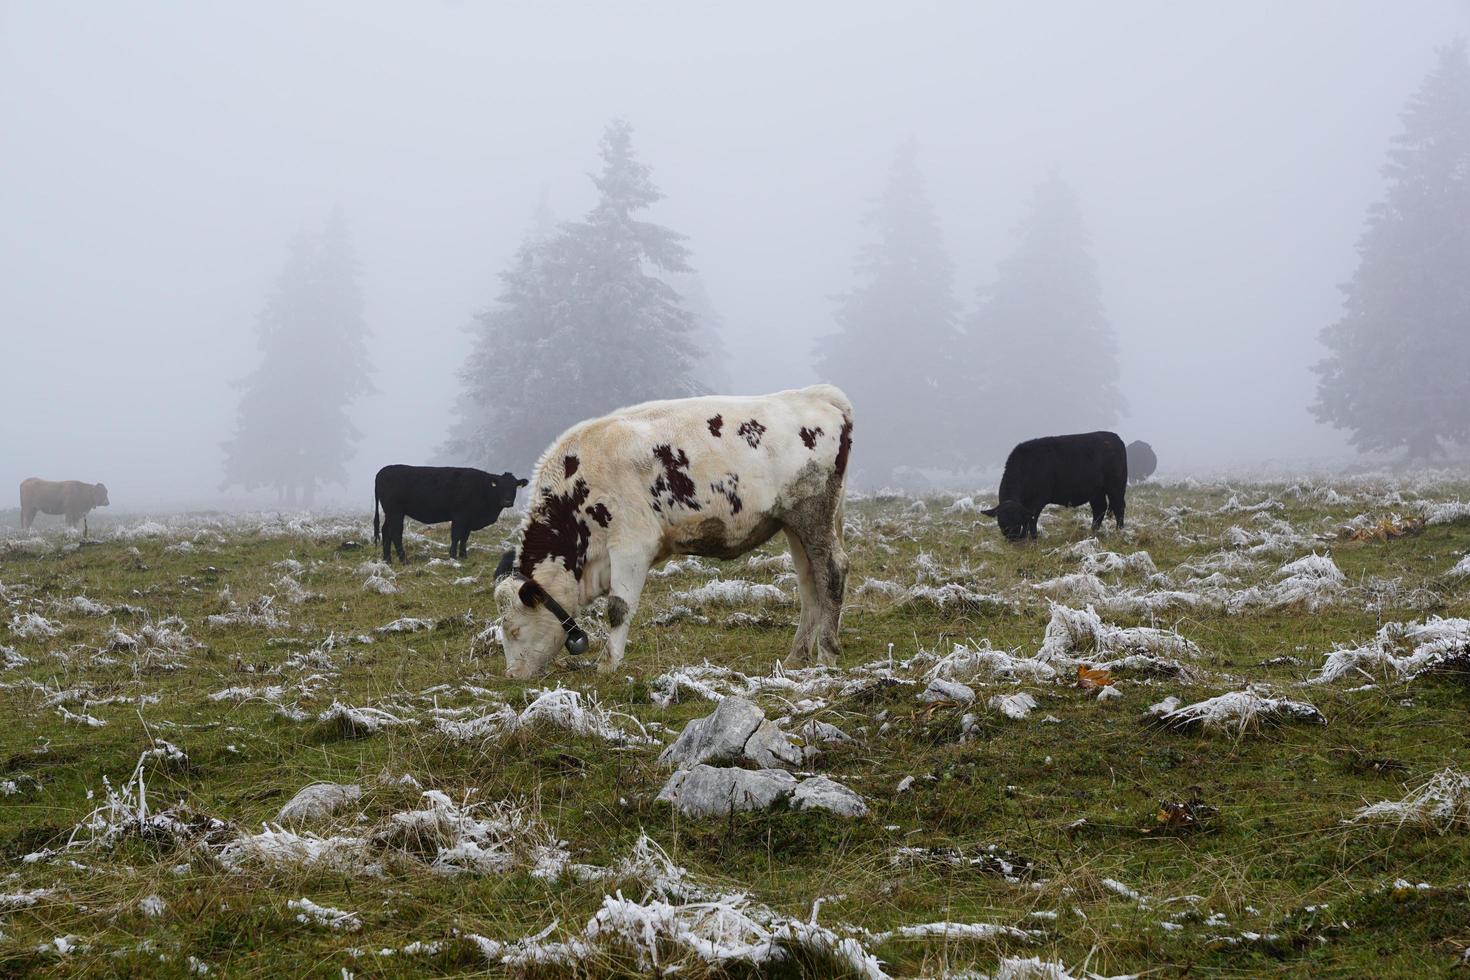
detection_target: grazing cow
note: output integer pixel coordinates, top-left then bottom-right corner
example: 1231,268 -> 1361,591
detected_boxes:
982,431 -> 1126,541
1126,439 -> 1157,483
373,465 -> 527,563
20,478 -> 109,534
494,385 -> 854,678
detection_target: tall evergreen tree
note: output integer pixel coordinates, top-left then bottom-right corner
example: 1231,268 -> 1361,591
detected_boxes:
442,120 -> 704,472
963,173 -> 1122,463
221,209 -> 373,506
1314,40 -> 1470,459
815,141 -> 961,485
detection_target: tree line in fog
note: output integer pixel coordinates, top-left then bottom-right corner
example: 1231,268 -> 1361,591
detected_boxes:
220,41 -> 1470,503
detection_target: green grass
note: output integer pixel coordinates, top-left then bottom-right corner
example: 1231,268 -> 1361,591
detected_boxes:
0,478 -> 1468,977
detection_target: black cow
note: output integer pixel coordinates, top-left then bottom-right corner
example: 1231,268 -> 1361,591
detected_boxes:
373,465 -> 527,563
982,431 -> 1127,541
1126,440 -> 1157,483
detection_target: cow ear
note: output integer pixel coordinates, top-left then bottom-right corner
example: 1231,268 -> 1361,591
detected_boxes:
518,580 -> 543,608
981,506 -> 999,517
516,478 -> 529,488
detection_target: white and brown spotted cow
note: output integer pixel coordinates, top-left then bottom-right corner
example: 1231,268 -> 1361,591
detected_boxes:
493,385 -> 854,678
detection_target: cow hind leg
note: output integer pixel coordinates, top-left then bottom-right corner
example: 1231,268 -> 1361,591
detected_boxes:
782,529 -> 821,667
449,519 -> 464,559
393,517 -> 407,562
783,502 -> 847,667
816,537 -> 849,663
383,513 -> 406,563
21,507 -> 33,530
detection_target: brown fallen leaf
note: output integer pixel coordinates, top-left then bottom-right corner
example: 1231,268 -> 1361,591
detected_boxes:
1343,515 -> 1425,542
1077,665 -> 1114,690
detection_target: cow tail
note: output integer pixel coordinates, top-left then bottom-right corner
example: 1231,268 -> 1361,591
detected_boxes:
373,491 -> 380,543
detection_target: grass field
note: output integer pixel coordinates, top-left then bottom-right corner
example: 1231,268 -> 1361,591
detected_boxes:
1,474 -> 1469,978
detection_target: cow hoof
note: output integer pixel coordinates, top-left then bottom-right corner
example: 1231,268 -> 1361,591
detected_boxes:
594,656 -> 620,675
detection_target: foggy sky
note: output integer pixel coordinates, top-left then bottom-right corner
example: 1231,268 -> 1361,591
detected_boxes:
3,1 -> 1467,509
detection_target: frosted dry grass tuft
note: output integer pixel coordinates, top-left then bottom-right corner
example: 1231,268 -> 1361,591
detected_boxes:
1158,689 -> 1326,735
1310,617 -> 1470,684
288,897 -> 362,932
9,612 -> 60,639
1350,768 -> 1470,834
924,640 -> 1059,684
1226,552 -> 1345,614
902,582 -> 1014,612
435,686 -> 656,746
1037,602 -> 1202,663
672,578 -> 790,606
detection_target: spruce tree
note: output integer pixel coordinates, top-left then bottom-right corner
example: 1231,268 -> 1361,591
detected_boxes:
815,141 -> 961,485
1314,40 -> 1470,459
221,209 -> 373,506
442,120 -> 704,472
963,173 -> 1123,463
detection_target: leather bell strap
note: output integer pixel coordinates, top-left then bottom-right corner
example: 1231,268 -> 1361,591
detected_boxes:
513,573 -> 590,655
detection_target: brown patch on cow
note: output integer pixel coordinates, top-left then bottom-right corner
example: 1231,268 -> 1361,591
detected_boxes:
676,515 -> 783,560
587,502 -> 613,527
835,418 -> 854,476
707,415 -> 724,437
518,478 -> 592,580
607,596 -> 629,628
650,445 -> 701,513
563,455 -> 580,478
737,419 -> 766,448
799,425 -> 824,449
710,473 -> 743,515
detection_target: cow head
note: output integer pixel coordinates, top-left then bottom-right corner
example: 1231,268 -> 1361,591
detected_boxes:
93,483 -> 109,507
981,500 -> 1028,541
490,472 -> 529,510
494,574 -> 583,678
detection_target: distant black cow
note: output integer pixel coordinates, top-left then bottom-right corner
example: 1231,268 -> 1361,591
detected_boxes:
373,465 -> 527,563
982,431 -> 1127,541
1126,440 -> 1157,483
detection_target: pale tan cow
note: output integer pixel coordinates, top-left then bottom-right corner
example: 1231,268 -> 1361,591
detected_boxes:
20,478 -> 109,534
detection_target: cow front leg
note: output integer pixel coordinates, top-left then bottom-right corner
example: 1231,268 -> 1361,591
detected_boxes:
449,519 -> 464,559
1110,492 -> 1126,530
1089,493 -> 1107,532
598,550 -> 652,674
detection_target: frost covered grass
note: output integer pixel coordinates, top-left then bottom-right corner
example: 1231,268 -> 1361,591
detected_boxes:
0,476 -> 1468,975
